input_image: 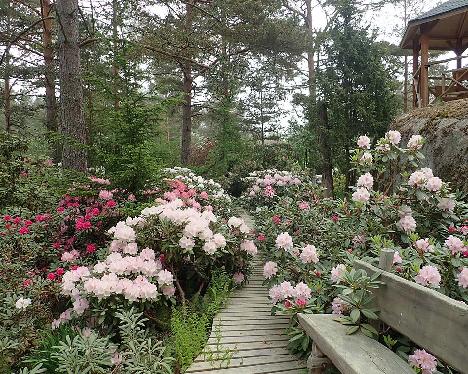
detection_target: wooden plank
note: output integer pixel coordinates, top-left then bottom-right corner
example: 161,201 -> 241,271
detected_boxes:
194,347 -> 293,361
210,329 -> 287,338
187,360 -> 307,374
207,333 -> 288,344
355,260 -> 468,373
218,317 -> 289,324
204,340 -> 289,350
219,323 -> 289,331
186,354 -> 300,372
298,314 -> 414,374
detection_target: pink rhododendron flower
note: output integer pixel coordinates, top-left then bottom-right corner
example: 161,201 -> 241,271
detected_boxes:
445,235 -> 465,254
233,272 -> 245,284
397,214 -> 416,233
98,190 -> 113,200
415,266 -> 441,288
408,170 -> 427,187
331,297 -> 349,315
296,298 -> 307,308
128,194 -> 136,201
294,282 -> 312,300
425,176 -> 442,192
331,264 -> 346,283
75,217 -> 92,231
356,172 -> 373,189
263,185 -> 276,197
408,349 -> 437,374
393,251 -> 402,264
385,130 -> 401,145
407,134 -> 423,150
263,261 -> 278,279
298,201 -> 310,210
437,198 -> 455,212
352,187 -> 370,203
414,238 -> 433,253
457,268 -> 468,288
199,191 -> 209,199
357,135 -> 371,149
275,232 -> 293,250
240,240 -> 258,255
61,250 -> 80,262
89,176 -> 111,185
272,215 -> 281,225
360,152 -> 373,165
23,279 -> 32,288
257,233 -> 266,241
106,200 -> 117,208
300,245 -> 319,264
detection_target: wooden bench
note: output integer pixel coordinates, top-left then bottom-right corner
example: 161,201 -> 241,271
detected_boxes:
298,250 -> 468,374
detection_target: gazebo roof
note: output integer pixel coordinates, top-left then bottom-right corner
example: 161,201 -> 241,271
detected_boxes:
400,0 -> 468,50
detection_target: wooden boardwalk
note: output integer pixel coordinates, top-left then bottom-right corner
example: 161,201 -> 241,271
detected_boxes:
186,261 -> 307,374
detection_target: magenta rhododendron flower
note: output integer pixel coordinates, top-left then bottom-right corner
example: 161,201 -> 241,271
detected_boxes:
18,226 -> 29,235
408,349 -> 437,374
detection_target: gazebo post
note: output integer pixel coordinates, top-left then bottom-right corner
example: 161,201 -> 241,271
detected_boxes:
412,39 -> 420,108
419,34 -> 430,107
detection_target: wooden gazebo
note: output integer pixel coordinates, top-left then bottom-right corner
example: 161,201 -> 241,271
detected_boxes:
401,0 -> 468,108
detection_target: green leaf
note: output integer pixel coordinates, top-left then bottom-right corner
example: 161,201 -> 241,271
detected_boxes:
361,323 -> 378,336
350,309 -> 361,323
361,309 -> 379,320
346,325 -> 360,335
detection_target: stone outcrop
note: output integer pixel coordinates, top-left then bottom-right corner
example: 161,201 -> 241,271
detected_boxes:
391,99 -> 468,192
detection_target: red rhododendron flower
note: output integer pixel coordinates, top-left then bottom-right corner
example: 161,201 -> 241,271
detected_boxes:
314,270 -> 321,277
13,217 -> 22,225
23,279 -> 32,287
257,233 -> 266,241
18,226 -> 29,235
448,226 -> 457,233
75,217 -> 92,231
272,215 -> 281,225
296,298 -> 307,308
331,214 -> 339,223
5,223 -> 11,230
57,207 -> 65,213
24,220 -> 33,226
86,243 -> 97,253
283,300 -> 292,308
55,268 -> 65,276
70,265 -> 79,270
90,207 -> 100,216
52,241 -> 61,249
47,272 -> 56,280
3,215 -> 11,222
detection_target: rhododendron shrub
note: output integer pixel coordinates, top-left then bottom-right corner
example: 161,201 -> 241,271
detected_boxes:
241,169 -> 318,207
247,132 -> 466,372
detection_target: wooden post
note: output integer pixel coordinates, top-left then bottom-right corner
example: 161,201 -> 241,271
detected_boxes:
378,249 -> 394,271
307,342 -> 330,374
420,34 -> 429,107
412,40 -> 419,109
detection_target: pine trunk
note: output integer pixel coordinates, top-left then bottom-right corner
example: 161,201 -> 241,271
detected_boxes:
180,0 -> 194,165
41,0 -> 59,160
56,0 -> 87,171
317,101 -> 333,197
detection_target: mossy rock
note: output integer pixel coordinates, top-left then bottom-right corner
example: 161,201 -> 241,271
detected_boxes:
391,99 -> 468,192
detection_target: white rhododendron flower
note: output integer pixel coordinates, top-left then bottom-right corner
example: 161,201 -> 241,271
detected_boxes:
357,135 -> 371,149
385,130 -> 401,145
15,297 -> 31,310
275,232 -> 293,250
407,134 -> 423,150
352,187 -> 370,203
356,173 -> 373,190
359,152 -> 373,165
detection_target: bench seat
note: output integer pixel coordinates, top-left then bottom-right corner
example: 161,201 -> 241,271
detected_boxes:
298,314 -> 414,374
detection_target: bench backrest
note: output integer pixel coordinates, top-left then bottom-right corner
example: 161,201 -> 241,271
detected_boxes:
355,259 -> 468,373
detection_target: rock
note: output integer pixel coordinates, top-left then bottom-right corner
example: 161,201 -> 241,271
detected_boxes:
391,99 -> 468,192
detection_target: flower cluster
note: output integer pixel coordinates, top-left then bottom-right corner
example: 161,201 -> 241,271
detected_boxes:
268,281 -> 312,307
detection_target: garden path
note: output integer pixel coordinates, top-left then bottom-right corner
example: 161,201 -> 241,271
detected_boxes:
187,211 -> 307,373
